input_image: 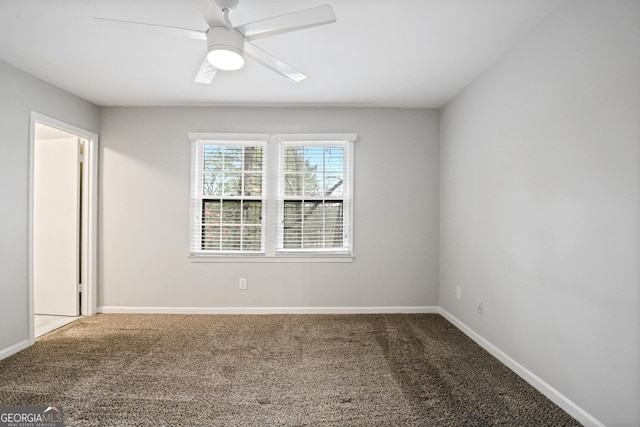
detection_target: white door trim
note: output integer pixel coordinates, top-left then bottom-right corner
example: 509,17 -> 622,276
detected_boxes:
28,112 -> 99,344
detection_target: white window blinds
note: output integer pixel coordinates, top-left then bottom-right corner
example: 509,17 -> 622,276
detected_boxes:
189,134 -> 267,254
277,137 -> 354,254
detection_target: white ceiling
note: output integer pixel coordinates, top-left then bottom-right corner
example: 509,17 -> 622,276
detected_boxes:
0,0 -> 562,108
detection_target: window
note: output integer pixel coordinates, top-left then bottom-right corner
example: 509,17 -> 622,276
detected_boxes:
278,140 -> 352,253
190,135 -> 267,254
189,133 -> 356,261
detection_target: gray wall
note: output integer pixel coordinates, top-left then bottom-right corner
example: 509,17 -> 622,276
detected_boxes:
0,60 -> 99,353
98,107 -> 440,310
439,1 -> 640,425
3,1 -> 638,422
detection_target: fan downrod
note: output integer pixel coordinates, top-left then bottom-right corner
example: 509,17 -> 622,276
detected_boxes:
216,0 -> 239,13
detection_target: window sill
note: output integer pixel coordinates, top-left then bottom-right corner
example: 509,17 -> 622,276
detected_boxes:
188,253 -> 355,263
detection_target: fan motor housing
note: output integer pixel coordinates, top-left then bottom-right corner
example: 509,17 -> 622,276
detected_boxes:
207,26 -> 245,58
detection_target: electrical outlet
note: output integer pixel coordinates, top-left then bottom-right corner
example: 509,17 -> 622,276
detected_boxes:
239,278 -> 248,290
477,299 -> 483,315
456,287 -> 461,301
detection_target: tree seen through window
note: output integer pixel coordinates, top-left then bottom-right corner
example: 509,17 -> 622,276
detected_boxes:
201,145 -> 263,251
282,145 -> 345,250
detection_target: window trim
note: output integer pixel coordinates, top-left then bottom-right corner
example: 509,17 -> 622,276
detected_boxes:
276,138 -> 354,254
188,132 -> 356,263
189,133 -> 268,256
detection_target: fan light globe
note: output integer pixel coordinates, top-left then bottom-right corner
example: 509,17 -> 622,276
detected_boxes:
206,27 -> 246,71
207,47 -> 244,71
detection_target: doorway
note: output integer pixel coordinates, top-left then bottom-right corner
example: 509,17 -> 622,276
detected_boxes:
28,113 -> 98,341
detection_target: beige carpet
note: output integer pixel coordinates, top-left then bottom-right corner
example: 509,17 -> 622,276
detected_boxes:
0,314 -> 580,426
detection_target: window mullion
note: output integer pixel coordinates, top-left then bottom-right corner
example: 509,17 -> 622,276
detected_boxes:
264,135 -> 279,256
218,199 -> 223,251
322,200 -> 326,249
301,199 -> 305,249
322,152 -> 326,248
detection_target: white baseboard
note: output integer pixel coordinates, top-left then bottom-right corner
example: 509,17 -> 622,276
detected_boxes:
438,308 -> 604,427
0,339 -> 31,361
98,306 -> 439,315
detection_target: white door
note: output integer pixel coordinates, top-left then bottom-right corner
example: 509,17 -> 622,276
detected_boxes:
33,137 -> 80,316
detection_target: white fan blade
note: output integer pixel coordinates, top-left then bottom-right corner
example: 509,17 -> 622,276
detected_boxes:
192,0 -> 227,27
94,17 -> 206,40
194,58 -> 218,84
236,4 -> 336,42
244,43 -> 306,82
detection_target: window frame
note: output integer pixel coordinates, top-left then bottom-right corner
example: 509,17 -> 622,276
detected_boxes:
188,132 -> 356,263
276,138 -> 354,255
189,133 -> 268,257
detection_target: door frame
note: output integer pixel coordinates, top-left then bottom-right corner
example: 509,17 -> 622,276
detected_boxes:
28,112 -> 99,343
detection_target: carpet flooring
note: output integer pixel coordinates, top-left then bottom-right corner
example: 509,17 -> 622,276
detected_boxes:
0,314 -> 580,426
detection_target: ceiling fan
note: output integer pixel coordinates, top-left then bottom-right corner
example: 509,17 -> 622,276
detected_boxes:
94,0 -> 336,84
